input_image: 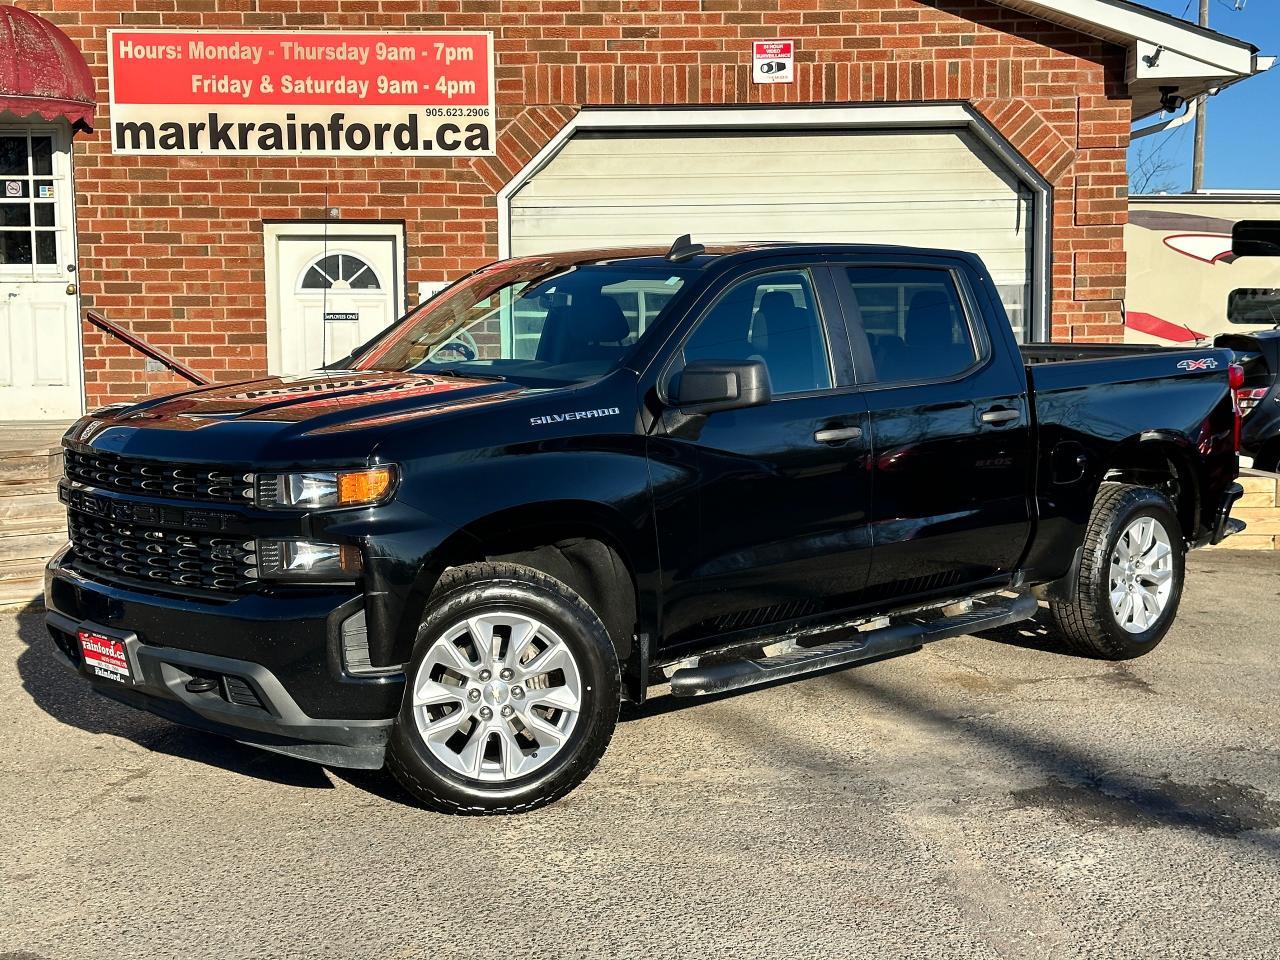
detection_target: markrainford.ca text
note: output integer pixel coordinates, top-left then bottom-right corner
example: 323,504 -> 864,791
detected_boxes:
113,111 -> 490,152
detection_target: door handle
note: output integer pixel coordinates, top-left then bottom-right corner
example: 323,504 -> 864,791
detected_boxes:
979,406 -> 1021,425
814,426 -> 864,444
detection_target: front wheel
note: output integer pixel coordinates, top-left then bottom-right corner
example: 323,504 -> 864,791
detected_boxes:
1048,483 -> 1186,660
387,561 -> 620,814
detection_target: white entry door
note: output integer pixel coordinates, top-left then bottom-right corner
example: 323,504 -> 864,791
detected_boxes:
0,124 -> 82,419
265,223 -> 404,374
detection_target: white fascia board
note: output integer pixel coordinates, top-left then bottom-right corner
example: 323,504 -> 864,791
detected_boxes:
995,0 -> 1255,75
1128,40 -> 1243,84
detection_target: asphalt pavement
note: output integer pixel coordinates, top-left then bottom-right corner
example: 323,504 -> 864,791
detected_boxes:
2,550 -> 1278,960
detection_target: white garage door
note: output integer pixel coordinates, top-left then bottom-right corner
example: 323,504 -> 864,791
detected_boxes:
510,129 -> 1036,339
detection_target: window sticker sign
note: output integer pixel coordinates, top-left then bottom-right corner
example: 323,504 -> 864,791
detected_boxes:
752,39 -> 795,84
107,30 -> 495,156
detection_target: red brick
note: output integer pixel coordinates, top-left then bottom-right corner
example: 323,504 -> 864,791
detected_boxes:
31,0 -> 1132,406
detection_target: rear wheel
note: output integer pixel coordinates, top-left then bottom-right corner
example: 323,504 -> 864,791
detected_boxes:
1048,483 -> 1185,660
387,561 -> 620,814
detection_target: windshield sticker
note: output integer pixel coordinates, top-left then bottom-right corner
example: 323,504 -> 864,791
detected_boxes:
1177,358 -> 1219,371
530,407 -> 621,426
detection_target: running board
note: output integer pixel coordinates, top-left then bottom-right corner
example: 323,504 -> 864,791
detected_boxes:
668,592 -> 1039,698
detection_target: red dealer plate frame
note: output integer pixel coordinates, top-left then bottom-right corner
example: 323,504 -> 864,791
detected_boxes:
78,627 -> 135,685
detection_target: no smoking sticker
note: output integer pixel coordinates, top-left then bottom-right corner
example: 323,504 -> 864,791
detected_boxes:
4,181 -> 21,197
752,39 -> 794,84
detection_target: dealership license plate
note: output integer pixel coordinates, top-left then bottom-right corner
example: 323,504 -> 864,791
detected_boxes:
78,628 -> 133,684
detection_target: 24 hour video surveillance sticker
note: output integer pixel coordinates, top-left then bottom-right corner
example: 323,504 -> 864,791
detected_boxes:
107,30 -> 495,156
752,39 -> 794,84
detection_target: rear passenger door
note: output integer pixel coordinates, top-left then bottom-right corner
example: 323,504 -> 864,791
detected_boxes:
649,263 -> 873,652
831,260 -> 1033,600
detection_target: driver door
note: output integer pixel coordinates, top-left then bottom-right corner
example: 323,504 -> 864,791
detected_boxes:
648,264 -> 873,653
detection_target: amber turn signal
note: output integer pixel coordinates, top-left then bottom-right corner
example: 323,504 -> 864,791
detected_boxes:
337,466 -> 395,506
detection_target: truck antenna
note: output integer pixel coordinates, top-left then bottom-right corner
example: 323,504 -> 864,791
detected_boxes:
666,234 -> 705,263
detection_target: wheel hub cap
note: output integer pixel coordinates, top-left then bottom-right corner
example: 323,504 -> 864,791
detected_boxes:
1108,515 -> 1174,634
410,610 -> 583,783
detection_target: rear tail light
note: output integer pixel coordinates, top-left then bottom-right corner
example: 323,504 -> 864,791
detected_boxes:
1235,387 -> 1269,416
1228,363 -> 1246,390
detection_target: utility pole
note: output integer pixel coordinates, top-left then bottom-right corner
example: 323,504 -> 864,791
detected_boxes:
1192,0 -> 1209,191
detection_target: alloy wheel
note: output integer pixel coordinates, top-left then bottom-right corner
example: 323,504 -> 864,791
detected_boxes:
1108,516 -> 1174,634
410,610 -> 583,782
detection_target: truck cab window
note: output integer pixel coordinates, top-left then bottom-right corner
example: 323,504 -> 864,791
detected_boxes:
682,269 -> 831,395
844,267 -> 977,384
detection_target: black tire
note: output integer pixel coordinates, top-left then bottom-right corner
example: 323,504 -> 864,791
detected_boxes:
387,561 -> 620,814
1048,482 -> 1186,660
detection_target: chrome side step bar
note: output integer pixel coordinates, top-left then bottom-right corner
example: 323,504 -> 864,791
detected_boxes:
668,592 -> 1039,698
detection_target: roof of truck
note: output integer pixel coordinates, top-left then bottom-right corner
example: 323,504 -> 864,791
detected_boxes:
517,241 -> 985,273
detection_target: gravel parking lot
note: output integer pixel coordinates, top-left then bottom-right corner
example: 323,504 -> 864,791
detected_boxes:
2,550 -> 1278,960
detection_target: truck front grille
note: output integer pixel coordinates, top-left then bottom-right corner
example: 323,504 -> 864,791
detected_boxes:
64,448 -> 253,505
68,511 -> 255,594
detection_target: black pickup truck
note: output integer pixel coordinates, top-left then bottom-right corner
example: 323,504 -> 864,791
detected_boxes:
45,239 -> 1245,813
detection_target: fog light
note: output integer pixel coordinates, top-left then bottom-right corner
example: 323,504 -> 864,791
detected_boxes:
252,539 -> 363,582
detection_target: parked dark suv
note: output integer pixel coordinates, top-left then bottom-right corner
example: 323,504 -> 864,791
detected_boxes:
47,239 -> 1244,812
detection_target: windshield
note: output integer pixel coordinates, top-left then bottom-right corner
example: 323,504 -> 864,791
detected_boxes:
353,259 -> 694,384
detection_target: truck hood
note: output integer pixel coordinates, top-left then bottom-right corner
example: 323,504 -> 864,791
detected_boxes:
73,371 -> 527,464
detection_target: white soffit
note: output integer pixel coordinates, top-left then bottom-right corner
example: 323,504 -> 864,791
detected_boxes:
991,0 -> 1264,114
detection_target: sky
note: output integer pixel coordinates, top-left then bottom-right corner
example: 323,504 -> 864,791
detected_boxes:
1128,0 -> 1280,193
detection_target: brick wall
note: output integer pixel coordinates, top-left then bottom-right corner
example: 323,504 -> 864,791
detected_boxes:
26,0 -> 1131,408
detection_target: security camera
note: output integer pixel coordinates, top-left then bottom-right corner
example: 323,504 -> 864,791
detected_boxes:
1159,86 -> 1186,113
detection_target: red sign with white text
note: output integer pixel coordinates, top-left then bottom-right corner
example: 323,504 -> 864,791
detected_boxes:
752,39 -> 795,84
107,30 -> 495,156
78,630 -> 132,683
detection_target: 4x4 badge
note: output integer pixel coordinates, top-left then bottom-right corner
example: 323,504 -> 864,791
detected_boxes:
1177,358 -> 1219,371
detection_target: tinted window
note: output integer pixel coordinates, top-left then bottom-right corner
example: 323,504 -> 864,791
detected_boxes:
682,270 -> 831,395
844,267 -> 977,383
1228,288 -> 1280,325
356,263 -> 690,385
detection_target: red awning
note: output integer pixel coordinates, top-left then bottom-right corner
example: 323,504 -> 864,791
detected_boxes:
0,5 -> 94,132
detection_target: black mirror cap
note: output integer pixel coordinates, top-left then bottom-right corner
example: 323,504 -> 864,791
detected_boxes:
672,359 -> 772,414
1233,220 -> 1280,258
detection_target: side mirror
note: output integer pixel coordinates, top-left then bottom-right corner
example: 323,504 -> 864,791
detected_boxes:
1233,221 -> 1280,258
670,359 -> 771,414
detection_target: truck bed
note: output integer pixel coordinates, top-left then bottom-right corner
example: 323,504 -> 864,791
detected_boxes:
1020,342 -> 1195,365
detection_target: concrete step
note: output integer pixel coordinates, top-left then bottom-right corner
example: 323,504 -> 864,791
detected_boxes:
0,520 -> 68,563
1211,534 -> 1277,551
0,478 -> 58,496
0,451 -> 63,483
1239,476 -> 1277,495
0,577 -> 43,608
0,556 -> 50,581
0,490 -> 63,524
1210,469 -> 1280,550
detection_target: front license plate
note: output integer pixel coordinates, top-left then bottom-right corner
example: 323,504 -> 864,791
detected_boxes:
78,628 -> 133,684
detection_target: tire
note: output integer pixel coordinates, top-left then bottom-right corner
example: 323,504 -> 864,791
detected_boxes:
1048,482 -> 1186,660
387,561 -> 620,814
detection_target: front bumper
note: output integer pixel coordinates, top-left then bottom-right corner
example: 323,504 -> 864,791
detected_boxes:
44,552 -> 404,769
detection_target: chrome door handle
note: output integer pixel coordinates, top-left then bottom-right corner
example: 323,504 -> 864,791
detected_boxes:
814,426 -> 863,444
980,407 -> 1021,425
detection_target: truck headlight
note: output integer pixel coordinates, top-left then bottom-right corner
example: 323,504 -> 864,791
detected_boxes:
251,539 -> 364,581
254,466 -> 396,510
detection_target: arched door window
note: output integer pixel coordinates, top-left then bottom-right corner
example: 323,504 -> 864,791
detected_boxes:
298,252 -> 382,292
